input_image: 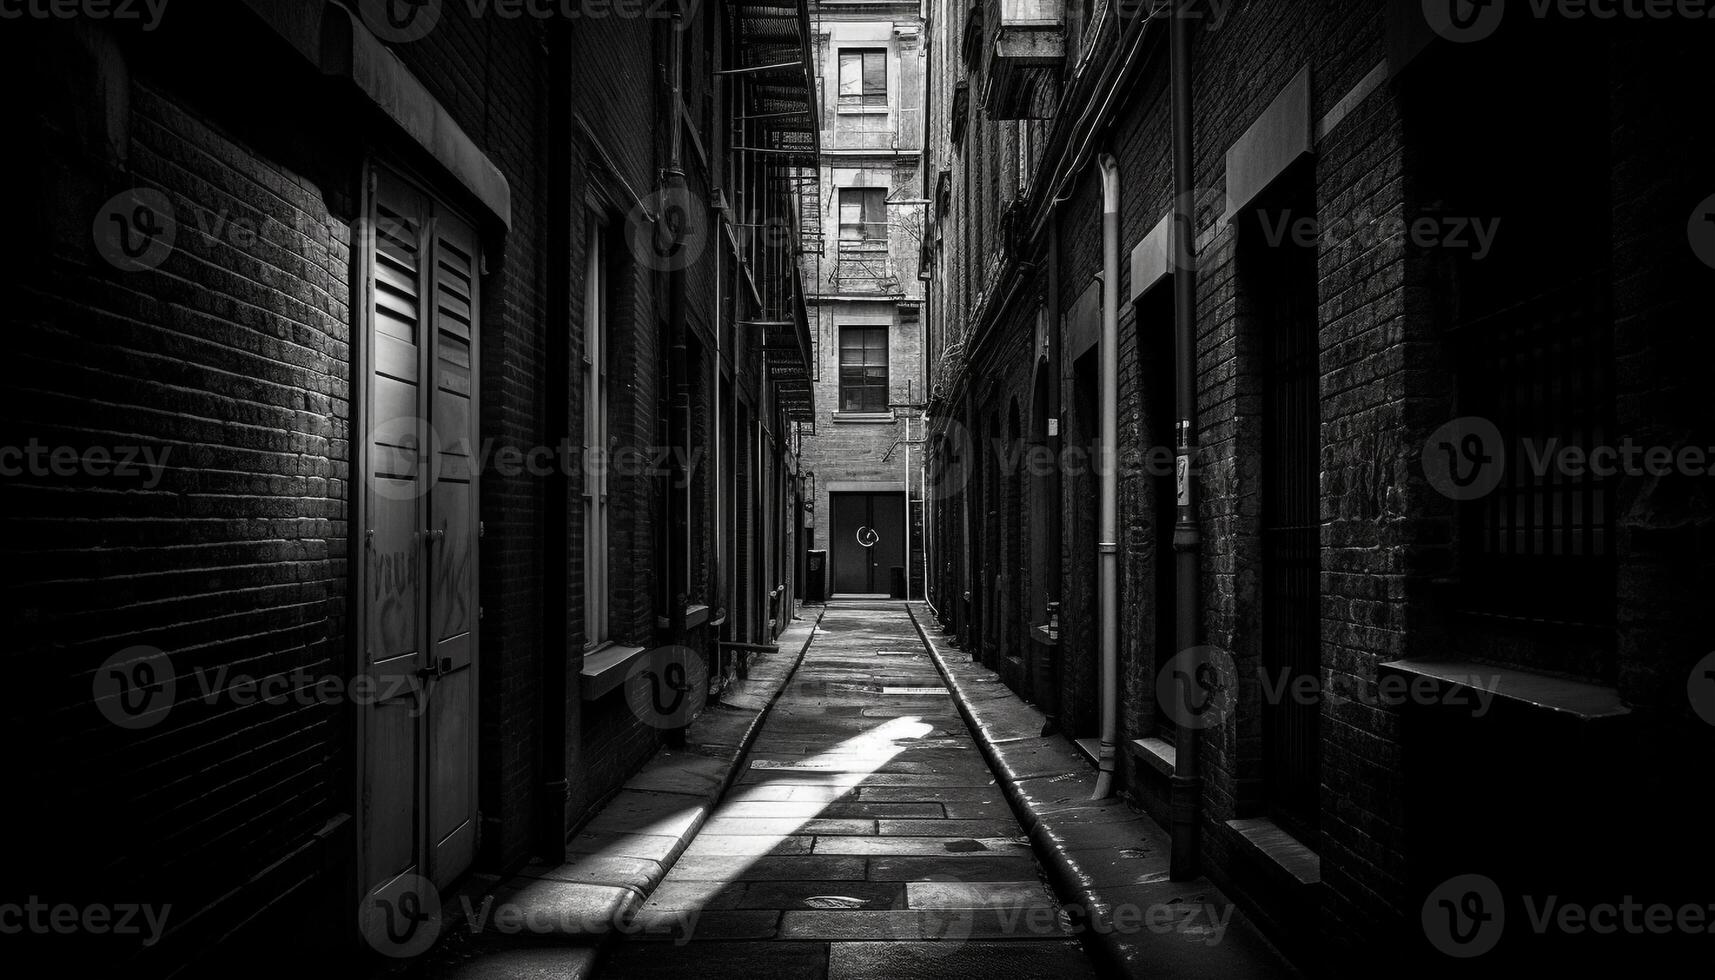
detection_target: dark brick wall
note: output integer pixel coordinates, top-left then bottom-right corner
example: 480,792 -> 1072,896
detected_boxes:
923,0 -> 1714,973
0,1 -> 784,972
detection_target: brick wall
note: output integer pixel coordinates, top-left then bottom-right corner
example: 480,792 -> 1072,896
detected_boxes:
921,0 -> 1714,973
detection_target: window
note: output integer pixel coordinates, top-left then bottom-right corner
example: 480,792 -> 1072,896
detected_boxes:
581,215 -> 610,648
838,48 -> 887,108
839,188 -> 887,246
838,326 -> 889,414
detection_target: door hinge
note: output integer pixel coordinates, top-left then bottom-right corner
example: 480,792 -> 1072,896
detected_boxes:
479,605 -> 485,621
479,520 -> 485,539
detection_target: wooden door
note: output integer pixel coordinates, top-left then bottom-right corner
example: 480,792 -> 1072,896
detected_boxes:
361,166 -> 481,916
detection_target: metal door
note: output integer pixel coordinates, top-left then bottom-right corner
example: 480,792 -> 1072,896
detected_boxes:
830,493 -> 904,595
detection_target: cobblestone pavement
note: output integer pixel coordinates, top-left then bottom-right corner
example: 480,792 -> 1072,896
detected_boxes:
596,600 -> 1100,979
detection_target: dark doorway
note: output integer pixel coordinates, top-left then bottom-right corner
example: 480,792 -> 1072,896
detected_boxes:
830,492 -> 906,596
1247,166 -> 1322,846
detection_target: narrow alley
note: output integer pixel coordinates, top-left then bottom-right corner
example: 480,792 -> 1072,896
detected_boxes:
5,0 -> 1713,977
598,601 -> 1096,977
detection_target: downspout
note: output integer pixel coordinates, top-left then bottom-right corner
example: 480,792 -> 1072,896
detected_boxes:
1092,153 -> 1120,800
664,15 -> 691,646
1043,224 -> 1063,727
1168,0 -> 1204,880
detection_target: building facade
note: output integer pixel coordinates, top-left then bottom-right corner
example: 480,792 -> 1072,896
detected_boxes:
1,0 -> 818,973
922,0 -> 1713,974
798,0 -> 928,600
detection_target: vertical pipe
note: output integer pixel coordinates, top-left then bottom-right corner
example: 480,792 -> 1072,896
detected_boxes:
1043,225 -> 1063,724
1092,153 -> 1120,800
904,412 -> 913,600
1168,0 -> 1204,880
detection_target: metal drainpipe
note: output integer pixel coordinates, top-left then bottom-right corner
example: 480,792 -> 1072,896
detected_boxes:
1092,153 -> 1121,801
664,16 -> 690,671
1168,0 -> 1204,880
1043,225 -> 1062,726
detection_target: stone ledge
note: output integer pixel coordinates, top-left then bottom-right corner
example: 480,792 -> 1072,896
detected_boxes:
1127,737 -> 1176,778
1225,817 -> 1322,888
579,644 -> 648,700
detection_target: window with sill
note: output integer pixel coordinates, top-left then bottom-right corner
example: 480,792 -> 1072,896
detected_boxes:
1407,30 -> 1616,680
838,47 -> 887,109
838,187 -> 888,247
838,326 -> 889,414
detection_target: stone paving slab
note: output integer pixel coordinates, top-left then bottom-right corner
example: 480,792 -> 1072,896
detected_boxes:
666,854 -> 869,882
600,941 -> 828,979
827,941 -> 1098,980
412,609 -> 828,976
591,602 -> 1103,976
777,908 -> 1075,941
907,603 -> 1301,980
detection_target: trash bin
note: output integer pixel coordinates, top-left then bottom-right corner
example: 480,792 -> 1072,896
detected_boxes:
805,550 -> 827,603
889,565 -> 906,600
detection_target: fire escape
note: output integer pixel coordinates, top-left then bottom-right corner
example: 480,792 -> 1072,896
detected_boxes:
729,0 -> 822,425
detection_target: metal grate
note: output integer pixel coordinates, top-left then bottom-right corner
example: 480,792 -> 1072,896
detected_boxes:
1455,282 -> 1615,631
1258,197 -> 1322,846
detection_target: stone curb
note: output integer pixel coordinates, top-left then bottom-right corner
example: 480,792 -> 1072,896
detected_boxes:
905,603 -> 1301,980
430,606 -> 829,973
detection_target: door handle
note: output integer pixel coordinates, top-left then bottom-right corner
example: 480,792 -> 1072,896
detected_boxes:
416,656 -> 454,679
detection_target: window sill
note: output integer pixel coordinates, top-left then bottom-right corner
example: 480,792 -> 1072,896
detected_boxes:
833,412 -> 895,423
1225,816 -> 1323,888
1377,658 -> 1630,723
580,643 -> 648,700
837,106 -> 891,115
1126,736 -> 1175,777
655,604 -> 711,631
